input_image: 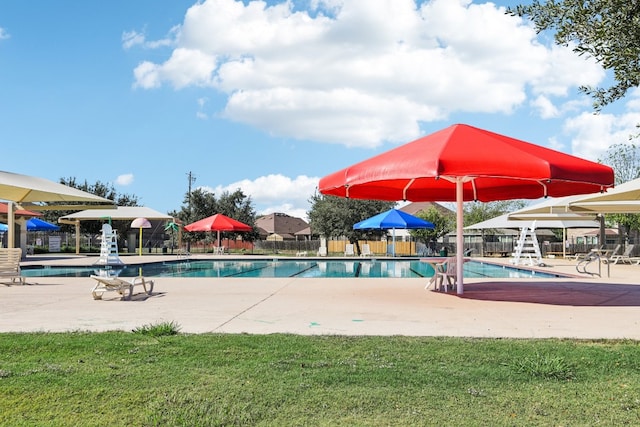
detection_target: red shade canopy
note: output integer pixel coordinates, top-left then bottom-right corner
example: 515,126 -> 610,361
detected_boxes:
319,124 -> 614,203
319,124 -> 615,295
184,214 -> 252,232
184,214 -> 253,249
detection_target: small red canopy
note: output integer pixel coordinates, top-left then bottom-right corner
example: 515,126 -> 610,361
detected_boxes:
184,214 -> 252,232
184,214 -> 253,248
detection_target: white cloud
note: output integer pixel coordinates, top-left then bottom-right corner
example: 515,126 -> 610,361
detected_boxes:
133,0 -> 605,147
115,173 -> 134,186
196,97 -> 209,119
201,174 -> 319,219
563,90 -> 640,162
122,26 -> 178,50
530,95 -> 559,119
135,48 -> 217,89
122,30 -> 145,50
258,203 -> 310,221
0,27 -> 10,40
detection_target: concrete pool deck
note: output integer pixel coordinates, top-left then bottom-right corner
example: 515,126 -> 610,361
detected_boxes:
2,254 -> 640,339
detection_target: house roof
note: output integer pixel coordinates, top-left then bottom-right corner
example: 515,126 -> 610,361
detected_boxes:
294,226 -> 311,236
255,213 -> 309,237
0,202 -> 41,218
399,202 -> 454,216
582,228 -> 618,236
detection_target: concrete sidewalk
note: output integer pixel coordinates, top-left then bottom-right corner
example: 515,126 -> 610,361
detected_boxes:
2,255 -> 639,338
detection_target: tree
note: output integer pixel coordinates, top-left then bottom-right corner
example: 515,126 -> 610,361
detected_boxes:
464,200 -> 526,227
42,177 -> 140,244
307,193 -> 394,254
598,143 -> 640,242
174,188 -> 218,224
409,207 -> 455,253
599,143 -> 640,184
464,200 -> 526,256
509,1 -> 640,110
217,189 -> 259,242
172,187 -> 258,246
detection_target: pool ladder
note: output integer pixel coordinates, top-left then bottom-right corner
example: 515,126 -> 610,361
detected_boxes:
576,252 -> 610,278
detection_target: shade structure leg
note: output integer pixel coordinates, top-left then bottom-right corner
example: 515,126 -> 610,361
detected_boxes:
456,179 -> 464,294
7,201 -> 14,249
392,228 -> 396,256
139,227 -> 143,256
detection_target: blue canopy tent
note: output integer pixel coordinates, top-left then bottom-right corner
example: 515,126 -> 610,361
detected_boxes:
26,218 -> 60,231
0,218 -> 59,232
0,219 -> 58,249
353,208 -> 434,256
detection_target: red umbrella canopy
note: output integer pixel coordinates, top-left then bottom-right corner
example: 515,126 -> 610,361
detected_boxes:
319,124 -> 615,295
319,124 -> 614,203
184,214 -> 252,232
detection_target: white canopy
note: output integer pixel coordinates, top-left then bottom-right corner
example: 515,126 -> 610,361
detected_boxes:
569,177 -> 640,213
507,178 -> 640,216
0,170 -> 113,207
466,213 -> 599,230
0,170 -> 114,249
60,206 -> 172,221
59,207 -> 172,255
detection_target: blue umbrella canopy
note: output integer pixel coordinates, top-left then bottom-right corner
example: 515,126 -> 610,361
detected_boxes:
353,208 -> 434,230
26,218 -> 60,231
354,209 -> 434,256
0,223 -> 7,232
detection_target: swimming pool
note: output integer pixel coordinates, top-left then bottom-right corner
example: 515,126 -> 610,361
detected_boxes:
21,259 -> 565,279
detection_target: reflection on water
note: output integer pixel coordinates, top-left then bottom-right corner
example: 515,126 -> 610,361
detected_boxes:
21,259 -> 562,279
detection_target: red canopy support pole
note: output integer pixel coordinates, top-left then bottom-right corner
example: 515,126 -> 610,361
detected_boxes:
456,179 -> 464,294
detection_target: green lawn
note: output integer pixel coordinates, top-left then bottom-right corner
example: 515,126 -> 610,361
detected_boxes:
1,328 -> 639,426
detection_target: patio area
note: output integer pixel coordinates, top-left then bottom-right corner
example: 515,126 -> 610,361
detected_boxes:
2,254 -> 640,338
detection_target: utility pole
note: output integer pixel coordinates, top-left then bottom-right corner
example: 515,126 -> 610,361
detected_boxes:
186,171 -> 196,252
187,171 -> 196,218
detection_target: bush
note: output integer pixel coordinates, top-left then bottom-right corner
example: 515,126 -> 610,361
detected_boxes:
512,352 -> 576,380
132,321 -> 181,337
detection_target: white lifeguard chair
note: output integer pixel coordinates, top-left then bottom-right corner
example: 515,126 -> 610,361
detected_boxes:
94,224 -> 124,266
511,221 -> 543,266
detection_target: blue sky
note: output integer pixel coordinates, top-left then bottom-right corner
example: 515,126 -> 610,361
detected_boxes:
1,0 -> 638,220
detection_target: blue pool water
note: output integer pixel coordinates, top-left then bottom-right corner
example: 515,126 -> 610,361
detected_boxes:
21,259 -> 565,279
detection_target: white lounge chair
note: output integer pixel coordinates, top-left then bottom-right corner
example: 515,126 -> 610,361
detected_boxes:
177,248 -> 191,259
601,244 -> 621,264
90,275 -> 154,300
360,244 -> 372,257
609,244 -> 635,264
0,248 -> 25,285
345,244 -> 355,256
